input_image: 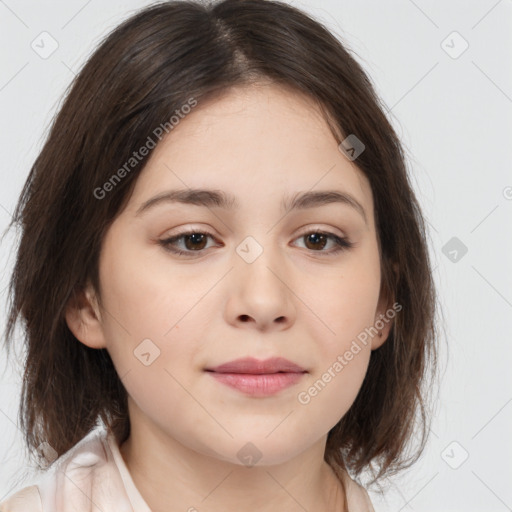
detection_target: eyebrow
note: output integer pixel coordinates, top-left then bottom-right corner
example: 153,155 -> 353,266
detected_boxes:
135,188 -> 367,224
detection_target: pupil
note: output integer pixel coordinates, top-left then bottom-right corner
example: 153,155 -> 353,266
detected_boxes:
306,233 -> 326,250
185,233 -> 207,250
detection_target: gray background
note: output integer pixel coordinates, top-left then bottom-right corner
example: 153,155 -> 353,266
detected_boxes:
1,0 -> 511,510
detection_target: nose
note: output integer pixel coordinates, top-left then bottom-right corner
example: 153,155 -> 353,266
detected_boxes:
224,246 -> 296,332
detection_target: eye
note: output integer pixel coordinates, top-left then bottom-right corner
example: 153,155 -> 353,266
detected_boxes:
159,230 -> 220,256
158,229 -> 354,257
293,230 -> 353,255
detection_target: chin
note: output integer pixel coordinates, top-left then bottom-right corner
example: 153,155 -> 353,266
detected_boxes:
219,437 -> 307,468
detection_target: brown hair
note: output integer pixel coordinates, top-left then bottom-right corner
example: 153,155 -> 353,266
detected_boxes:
2,0 -> 438,491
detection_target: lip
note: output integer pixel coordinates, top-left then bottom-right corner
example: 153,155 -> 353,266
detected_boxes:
205,357 -> 306,374
205,357 -> 307,397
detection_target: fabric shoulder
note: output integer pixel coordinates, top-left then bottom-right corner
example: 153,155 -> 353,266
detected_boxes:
36,428 -> 133,511
338,468 -> 376,512
345,473 -> 375,512
0,484 -> 43,512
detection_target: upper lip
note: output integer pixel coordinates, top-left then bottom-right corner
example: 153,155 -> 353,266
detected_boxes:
205,357 -> 307,374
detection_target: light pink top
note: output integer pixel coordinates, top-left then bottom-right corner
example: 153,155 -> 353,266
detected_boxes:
0,429 -> 375,511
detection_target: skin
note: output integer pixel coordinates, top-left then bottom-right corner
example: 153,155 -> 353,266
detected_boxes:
66,82 -> 392,512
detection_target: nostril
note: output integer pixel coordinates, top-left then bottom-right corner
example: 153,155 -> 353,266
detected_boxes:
240,314 -> 250,322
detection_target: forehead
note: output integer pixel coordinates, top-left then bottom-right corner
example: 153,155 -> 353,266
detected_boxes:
124,83 -> 374,224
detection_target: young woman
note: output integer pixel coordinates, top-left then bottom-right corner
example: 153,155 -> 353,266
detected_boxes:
0,1 -> 437,510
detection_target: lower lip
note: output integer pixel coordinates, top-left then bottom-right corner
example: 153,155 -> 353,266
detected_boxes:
207,372 -> 305,397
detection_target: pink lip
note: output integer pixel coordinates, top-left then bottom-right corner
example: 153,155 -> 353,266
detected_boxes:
208,372 -> 305,396
206,357 -> 306,374
205,357 -> 307,397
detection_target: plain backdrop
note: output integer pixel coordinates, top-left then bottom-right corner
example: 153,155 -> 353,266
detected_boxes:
0,1 -> 511,510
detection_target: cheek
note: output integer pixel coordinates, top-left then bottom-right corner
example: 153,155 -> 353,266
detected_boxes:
99,235 -> 211,343
291,251 -> 379,428
295,345 -> 371,437
98,250 -> 205,437
295,283 -> 375,433
299,254 -> 381,353
97,239 -> 209,398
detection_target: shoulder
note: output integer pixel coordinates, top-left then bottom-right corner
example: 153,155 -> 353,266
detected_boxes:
0,428 -> 126,512
338,468 -> 376,512
0,485 -> 42,512
38,428 -> 131,508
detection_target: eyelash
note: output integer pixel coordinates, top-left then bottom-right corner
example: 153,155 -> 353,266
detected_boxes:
158,229 -> 354,257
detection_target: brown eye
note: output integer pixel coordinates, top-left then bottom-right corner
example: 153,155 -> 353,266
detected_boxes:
303,233 -> 328,250
293,230 -> 354,255
159,231 -> 218,256
183,233 -> 208,250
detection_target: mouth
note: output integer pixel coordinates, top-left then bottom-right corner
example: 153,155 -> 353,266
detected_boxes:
204,357 -> 307,397
204,356 -> 307,374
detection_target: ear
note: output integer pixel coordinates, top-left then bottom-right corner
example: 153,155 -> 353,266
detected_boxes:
65,281 -> 107,349
371,263 -> 399,350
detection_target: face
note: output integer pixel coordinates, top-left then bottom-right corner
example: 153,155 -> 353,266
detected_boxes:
69,83 -> 391,466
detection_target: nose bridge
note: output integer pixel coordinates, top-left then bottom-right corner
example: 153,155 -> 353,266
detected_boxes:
225,233 -> 295,329
235,234 -> 285,294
